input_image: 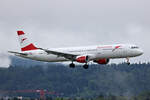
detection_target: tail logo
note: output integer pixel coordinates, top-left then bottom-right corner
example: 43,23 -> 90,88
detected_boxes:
112,45 -> 121,52
21,38 -> 27,43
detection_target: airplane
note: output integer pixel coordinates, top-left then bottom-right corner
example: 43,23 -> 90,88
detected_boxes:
8,31 -> 143,69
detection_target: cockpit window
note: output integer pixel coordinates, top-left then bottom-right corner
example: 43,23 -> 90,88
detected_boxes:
131,46 -> 139,49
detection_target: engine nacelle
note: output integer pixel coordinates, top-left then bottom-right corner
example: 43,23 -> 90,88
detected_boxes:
93,58 -> 109,64
76,55 -> 89,63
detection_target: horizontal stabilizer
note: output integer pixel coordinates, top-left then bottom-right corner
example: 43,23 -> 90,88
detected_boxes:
8,51 -> 28,56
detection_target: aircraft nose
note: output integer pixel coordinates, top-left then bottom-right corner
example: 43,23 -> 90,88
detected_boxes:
137,49 -> 144,56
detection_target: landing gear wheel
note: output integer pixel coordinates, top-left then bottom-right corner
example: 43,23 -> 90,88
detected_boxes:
126,58 -> 130,65
69,63 -> 75,68
83,64 -> 89,69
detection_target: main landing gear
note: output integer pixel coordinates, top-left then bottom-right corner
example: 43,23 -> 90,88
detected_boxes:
126,58 -> 130,65
69,62 -> 89,69
69,63 -> 75,68
83,64 -> 89,69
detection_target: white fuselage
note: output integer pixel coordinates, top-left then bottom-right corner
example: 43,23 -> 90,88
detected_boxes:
18,44 -> 143,62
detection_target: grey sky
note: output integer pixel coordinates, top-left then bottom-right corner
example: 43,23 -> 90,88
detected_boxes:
0,0 -> 149,67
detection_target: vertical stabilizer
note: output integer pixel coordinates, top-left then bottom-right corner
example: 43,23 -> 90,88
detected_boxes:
17,31 -> 38,52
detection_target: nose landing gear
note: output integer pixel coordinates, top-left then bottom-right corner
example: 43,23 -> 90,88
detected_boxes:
126,58 -> 130,65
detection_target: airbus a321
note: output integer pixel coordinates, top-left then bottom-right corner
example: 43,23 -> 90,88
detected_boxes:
9,31 -> 143,69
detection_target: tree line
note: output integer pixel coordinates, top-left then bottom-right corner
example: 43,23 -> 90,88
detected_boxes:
0,56 -> 150,99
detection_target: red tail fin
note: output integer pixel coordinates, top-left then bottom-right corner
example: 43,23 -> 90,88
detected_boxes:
21,43 -> 38,51
17,31 -> 38,51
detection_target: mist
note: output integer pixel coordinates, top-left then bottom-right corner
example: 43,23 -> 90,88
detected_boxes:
0,52 -> 11,68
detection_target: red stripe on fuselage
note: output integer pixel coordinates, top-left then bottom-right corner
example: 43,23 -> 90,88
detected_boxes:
17,31 -> 25,35
21,43 -> 38,51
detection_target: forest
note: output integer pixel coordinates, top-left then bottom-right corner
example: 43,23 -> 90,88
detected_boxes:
0,56 -> 150,100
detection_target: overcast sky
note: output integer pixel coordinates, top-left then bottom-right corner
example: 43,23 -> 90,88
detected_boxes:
0,0 -> 149,67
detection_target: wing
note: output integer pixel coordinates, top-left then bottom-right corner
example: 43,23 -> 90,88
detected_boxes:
8,51 -> 28,56
38,48 -> 78,60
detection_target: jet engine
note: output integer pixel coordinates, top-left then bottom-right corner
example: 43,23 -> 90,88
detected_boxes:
76,55 -> 89,63
93,58 -> 109,64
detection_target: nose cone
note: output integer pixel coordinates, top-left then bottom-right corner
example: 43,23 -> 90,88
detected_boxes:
136,49 -> 144,56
